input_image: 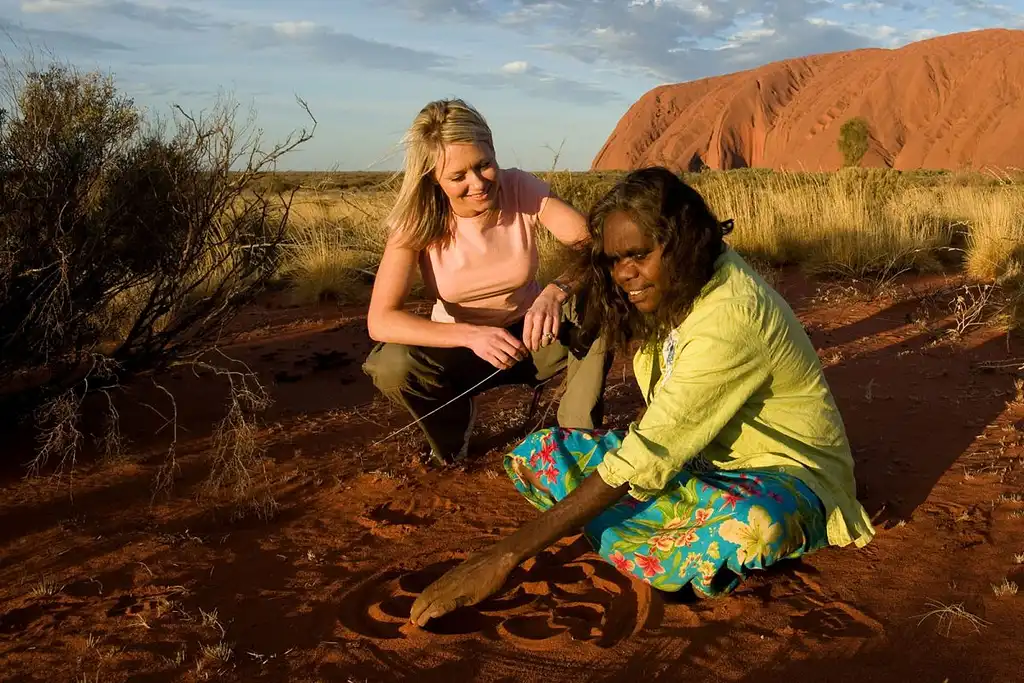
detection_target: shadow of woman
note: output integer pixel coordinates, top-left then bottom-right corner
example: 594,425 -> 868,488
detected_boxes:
821,314 -> 1023,527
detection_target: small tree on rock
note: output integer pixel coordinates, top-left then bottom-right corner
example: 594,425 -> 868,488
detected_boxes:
838,116 -> 870,167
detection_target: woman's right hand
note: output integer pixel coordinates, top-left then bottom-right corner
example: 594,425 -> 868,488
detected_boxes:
409,547 -> 514,627
465,326 -> 528,370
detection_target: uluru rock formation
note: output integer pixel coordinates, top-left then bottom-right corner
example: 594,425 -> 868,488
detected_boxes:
591,29 -> 1024,172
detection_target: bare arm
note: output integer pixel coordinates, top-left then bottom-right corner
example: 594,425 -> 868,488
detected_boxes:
366,233 -> 473,347
490,472 -> 628,569
537,195 -> 590,298
409,472 -> 629,626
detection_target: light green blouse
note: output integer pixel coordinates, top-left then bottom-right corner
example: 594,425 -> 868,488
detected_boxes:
595,248 -> 875,549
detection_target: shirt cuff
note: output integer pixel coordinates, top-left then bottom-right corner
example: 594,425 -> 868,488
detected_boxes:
595,447 -> 657,501
595,451 -> 633,488
596,422 -> 694,501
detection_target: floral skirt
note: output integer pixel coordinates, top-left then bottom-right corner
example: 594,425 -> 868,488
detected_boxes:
503,427 -> 830,597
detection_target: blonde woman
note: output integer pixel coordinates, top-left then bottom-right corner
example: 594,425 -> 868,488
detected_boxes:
363,98 -> 611,466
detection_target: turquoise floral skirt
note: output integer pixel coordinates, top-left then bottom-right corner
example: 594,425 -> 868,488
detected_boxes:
503,427 -> 830,597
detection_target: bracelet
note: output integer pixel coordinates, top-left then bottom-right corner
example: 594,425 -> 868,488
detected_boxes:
551,280 -> 572,298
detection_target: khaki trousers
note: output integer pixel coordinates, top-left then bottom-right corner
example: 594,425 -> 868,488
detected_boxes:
362,295 -> 612,461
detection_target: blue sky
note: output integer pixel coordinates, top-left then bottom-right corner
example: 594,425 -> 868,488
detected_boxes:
0,1 -> 1021,170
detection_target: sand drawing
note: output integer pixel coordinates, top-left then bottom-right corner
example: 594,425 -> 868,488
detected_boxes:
337,540 -> 654,651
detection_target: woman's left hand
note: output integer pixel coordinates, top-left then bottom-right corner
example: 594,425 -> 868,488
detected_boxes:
409,550 -> 514,627
522,286 -> 564,352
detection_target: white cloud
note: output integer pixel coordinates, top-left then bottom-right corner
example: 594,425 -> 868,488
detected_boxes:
860,24 -> 898,41
500,60 -> 529,74
385,0 -> 1023,84
691,3 -> 713,19
494,66 -> 616,103
236,21 -> 621,105
21,0 -> 102,11
721,26 -> 778,49
0,16 -> 127,51
905,27 -> 939,40
272,21 -> 319,37
387,0 -> 871,81
19,0 -> 219,31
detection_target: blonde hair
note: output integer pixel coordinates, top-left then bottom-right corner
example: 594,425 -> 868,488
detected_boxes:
385,98 -> 495,251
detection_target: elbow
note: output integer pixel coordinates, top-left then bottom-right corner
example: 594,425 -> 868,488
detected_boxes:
366,310 -> 386,343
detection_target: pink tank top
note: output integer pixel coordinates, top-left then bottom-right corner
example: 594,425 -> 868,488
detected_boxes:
419,167 -> 552,328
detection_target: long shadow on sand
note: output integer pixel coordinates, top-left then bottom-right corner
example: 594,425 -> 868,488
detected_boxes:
817,302 -> 1022,526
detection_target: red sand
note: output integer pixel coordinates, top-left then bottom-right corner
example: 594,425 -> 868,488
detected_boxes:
592,29 -> 1024,173
2,272 -> 1023,682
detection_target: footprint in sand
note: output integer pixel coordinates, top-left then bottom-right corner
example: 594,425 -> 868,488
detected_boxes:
356,495 -> 464,539
775,573 -> 884,640
104,587 -> 189,623
335,545 -> 653,650
106,595 -> 173,618
789,601 -> 883,639
1,598 -> 87,636
0,604 -> 46,634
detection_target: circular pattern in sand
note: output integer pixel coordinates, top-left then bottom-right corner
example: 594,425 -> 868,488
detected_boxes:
336,545 -> 653,650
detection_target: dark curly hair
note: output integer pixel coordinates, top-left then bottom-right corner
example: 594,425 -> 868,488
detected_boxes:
574,166 -> 733,354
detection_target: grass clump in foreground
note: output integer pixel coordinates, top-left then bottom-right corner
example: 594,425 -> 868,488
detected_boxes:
276,166 -> 1024,317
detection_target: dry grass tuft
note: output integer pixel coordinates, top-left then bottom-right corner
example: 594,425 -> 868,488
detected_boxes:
199,607 -> 226,638
144,352 -> 279,521
915,599 -> 991,635
991,578 -> 1019,597
196,355 -> 278,521
200,640 -> 234,663
276,189 -> 392,305
28,575 -> 65,597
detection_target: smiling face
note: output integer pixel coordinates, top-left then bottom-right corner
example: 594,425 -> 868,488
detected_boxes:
602,210 -> 667,314
434,141 -> 499,218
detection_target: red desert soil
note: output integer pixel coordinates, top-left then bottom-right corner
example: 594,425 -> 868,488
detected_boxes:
2,273 -> 1024,682
591,28 -> 1024,173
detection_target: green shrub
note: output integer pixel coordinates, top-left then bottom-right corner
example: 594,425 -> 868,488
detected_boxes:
838,117 -> 871,167
0,60 -> 314,476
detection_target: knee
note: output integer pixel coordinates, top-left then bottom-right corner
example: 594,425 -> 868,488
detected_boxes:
725,488 -> 799,549
362,343 -> 416,394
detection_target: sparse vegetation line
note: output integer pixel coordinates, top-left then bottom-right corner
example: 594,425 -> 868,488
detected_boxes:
274,166 -> 1024,313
